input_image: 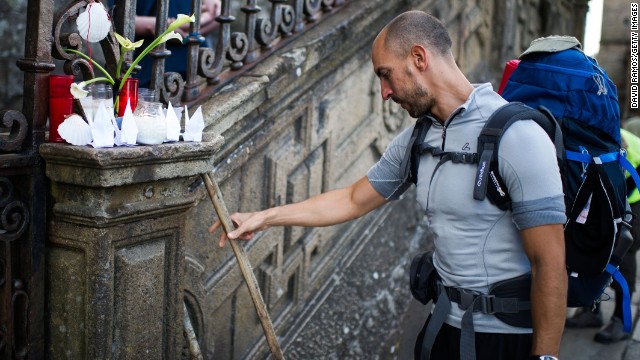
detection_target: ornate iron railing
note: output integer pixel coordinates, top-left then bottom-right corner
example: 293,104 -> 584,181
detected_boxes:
53,0 -> 347,106
0,178 -> 31,359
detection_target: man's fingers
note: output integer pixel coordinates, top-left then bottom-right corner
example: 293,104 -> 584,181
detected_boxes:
218,231 -> 227,248
211,218 -> 232,247
208,219 -> 221,233
239,233 -> 254,241
212,212 -> 258,247
218,229 -> 253,247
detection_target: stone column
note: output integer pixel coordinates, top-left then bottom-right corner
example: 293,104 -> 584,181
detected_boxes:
39,139 -> 222,360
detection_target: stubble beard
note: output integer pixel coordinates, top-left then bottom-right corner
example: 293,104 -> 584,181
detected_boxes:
405,81 -> 435,118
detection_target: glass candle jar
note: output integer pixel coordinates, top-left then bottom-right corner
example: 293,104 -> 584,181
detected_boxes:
133,101 -> 166,145
90,83 -> 114,118
138,88 -> 156,103
117,78 -> 139,117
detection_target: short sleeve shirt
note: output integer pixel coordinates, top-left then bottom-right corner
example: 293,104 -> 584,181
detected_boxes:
367,83 -> 566,333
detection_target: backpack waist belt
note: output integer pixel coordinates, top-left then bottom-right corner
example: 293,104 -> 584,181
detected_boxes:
421,278 -> 531,360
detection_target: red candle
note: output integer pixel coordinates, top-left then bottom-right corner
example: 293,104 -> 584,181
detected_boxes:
48,74 -> 75,143
118,77 -> 139,117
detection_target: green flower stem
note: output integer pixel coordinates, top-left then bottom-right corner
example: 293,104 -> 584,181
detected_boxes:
119,15 -> 194,91
119,35 -> 168,91
116,51 -> 125,80
83,77 -> 112,86
65,48 -> 115,85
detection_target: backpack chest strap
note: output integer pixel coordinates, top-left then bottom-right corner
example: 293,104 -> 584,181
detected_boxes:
418,143 -> 479,164
418,145 -> 480,209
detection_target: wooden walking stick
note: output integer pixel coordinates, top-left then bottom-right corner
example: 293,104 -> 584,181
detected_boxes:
202,173 -> 285,360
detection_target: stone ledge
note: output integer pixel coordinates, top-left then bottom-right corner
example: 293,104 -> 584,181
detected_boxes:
39,136 -> 223,187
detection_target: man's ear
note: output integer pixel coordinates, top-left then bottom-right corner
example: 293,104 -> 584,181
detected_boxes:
410,45 -> 428,71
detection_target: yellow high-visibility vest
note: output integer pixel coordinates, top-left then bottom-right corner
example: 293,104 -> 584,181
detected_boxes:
621,128 -> 640,204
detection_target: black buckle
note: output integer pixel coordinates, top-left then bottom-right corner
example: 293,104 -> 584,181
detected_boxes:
479,295 -> 495,314
457,288 -> 479,310
451,152 -> 477,164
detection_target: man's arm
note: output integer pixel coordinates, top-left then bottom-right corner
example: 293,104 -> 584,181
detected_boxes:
199,0 -> 221,36
135,16 -> 157,37
209,176 -> 388,247
135,1 -> 220,38
520,223 -> 567,357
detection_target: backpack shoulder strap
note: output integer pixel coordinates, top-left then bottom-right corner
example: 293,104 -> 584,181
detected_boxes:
400,116 -> 432,185
473,102 -> 563,206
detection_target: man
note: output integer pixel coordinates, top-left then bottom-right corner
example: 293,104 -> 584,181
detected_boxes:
210,10 -> 567,360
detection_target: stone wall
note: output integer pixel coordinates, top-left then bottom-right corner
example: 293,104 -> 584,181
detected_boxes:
185,2 -> 417,357
598,0 -> 638,120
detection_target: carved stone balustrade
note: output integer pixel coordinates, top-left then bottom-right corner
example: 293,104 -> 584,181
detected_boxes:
38,140 -> 222,359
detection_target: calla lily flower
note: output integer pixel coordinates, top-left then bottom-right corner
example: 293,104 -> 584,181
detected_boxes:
70,82 -> 89,99
166,14 -> 196,33
114,32 -> 145,80
114,33 -> 144,52
69,77 -> 113,99
159,31 -> 183,44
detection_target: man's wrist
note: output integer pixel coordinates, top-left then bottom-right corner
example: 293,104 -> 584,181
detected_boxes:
530,356 -> 559,360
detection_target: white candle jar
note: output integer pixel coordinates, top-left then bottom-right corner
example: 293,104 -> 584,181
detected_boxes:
133,100 -> 166,145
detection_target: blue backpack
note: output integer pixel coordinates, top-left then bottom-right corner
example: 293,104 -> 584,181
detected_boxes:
501,37 -> 636,333
404,36 -> 638,334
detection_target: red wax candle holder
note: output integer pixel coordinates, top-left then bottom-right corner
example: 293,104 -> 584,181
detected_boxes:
48,74 -> 75,143
118,77 -> 139,117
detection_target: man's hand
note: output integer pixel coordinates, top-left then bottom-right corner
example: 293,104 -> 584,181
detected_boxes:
200,0 -> 221,36
209,211 -> 269,247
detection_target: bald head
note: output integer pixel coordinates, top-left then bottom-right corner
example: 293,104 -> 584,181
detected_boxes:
379,10 -> 452,58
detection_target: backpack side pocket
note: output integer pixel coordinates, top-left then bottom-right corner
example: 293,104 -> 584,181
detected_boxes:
409,251 -> 438,305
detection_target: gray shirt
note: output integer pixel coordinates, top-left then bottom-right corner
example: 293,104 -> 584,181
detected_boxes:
367,83 -> 566,333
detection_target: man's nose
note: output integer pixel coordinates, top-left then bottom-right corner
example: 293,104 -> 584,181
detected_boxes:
380,82 -> 392,100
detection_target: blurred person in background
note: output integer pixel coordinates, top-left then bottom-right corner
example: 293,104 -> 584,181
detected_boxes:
110,0 -> 221,87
